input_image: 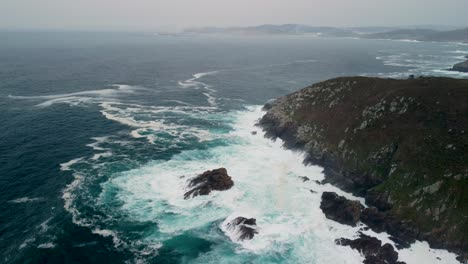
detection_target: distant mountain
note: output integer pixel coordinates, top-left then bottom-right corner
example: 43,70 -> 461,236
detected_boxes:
363,28 -> 468,43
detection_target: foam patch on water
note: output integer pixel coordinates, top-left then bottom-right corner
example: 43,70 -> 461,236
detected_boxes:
60,158 -> 84,171
369,43 -> 468,79
8,84 -> 142,107
178,71 -> 219,106
94,106 -> 369,263
8,197 -> 44,203
99,102 -> 222,144
37,243 -> 56,249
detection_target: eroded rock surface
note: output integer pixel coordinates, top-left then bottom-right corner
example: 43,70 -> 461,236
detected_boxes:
320,192 -> 363,226
336,233 -> 406,264
184,168 -> 234,199
226,217 -> 258,240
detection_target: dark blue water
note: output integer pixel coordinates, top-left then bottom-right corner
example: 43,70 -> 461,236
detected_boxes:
0,32 -> 466,264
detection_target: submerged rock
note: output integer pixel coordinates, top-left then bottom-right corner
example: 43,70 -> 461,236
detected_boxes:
336,233 -> 405,264
226,217 -> 258,240
299,176 -> 310,182
184,168 -> 234,199
320,192 -> 363,226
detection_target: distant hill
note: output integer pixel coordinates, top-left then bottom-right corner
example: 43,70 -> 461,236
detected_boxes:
184,24 -> 357,37
183,24 -> 468,43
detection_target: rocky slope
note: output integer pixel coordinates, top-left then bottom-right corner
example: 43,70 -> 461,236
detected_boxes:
259,76 -> 468,258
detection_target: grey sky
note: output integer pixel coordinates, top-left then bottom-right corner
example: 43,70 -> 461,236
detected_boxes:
1,0 -> 467,31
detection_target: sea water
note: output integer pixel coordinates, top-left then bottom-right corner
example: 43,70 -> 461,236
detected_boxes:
0,32 -> 465,263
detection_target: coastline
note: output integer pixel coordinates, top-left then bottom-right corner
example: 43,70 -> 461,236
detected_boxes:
258,76 -> 468,262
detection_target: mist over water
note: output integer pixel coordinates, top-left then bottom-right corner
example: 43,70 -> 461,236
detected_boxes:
0,32 -> 466,263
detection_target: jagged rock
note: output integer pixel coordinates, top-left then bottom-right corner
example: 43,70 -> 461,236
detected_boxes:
226,217 -> 258,240
360,207 -> 416,249
184,168 -> 234,199
336,233 -> 405,264
299,176 -> 310,182
456,253 -> 468,263
365,189 -> 393,211
251,131 -> 257,135
320,192 -> 363,226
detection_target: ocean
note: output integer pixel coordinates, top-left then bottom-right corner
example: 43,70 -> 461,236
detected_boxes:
0,32 -> 466,264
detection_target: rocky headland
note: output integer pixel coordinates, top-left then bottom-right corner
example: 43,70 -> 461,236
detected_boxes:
451,57 -> 468,73
259,76 -> 468,261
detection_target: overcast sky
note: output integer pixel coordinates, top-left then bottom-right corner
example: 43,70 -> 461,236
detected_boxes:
1,0 -> 467,31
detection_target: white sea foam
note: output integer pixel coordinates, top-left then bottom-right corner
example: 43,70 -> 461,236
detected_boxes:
62,105 -> 459,263
447,50 -> 468,54
19,238 -> 36,250
86,136 -> 111,151
372,46 -> 468,79
37,243 -> 56,249
95,106 -> 370,263
178,71 -> 219,89
99,102 -> 219,143
92,229 -> 122,246
8,85 -> 141,107
91,151 -> 113,160
38,217 -> 53,233
116,106 -> 458,262
62,174 -> 88,227
60,158 -> 84,171
177,71 -> 219,106
8,197 -> 43,203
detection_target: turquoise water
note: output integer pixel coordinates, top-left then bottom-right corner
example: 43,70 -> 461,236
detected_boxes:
0,32 -> 466,263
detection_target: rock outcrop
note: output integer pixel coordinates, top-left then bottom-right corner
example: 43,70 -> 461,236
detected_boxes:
184,168 -> 234,199
259,76 -> 468,258
319,191 -> 417,249
451,59 -> 468,73
320,192 -> 363,226
226,217 -> 258,240
336,233 -> 405,264
360,207 -> 417,249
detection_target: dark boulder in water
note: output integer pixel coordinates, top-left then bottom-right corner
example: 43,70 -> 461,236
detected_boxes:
299,176 -> 310,182
226,217 -> 258,241
184,168 -> 234,199
336,233 -> 405,264
320,192 -> 363,226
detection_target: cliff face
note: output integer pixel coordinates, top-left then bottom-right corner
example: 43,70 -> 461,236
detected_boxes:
259,77 -> 468,255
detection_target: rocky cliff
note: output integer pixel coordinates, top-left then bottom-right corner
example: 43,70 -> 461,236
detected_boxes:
259,76 -> 468,257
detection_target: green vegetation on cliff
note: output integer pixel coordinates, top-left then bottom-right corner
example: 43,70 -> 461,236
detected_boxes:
260,76 -> 468,254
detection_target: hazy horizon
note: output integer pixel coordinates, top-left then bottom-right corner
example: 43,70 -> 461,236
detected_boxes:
1,0 -> 468,32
